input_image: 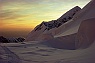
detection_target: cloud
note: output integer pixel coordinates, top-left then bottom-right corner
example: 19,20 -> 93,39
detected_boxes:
0,10 -> 21,20
0,2 -> 31,21
0,0 -> 41,5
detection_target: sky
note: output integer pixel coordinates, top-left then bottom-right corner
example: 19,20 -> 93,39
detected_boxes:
0,0 -> 91,37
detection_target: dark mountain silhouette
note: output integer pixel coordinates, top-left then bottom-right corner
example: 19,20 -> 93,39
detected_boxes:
0,36 -> 25,43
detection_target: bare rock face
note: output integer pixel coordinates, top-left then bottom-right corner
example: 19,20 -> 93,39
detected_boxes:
16,37 -> 25,42
76,18 -> 95,49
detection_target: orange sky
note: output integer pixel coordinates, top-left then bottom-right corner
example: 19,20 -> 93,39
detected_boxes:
0,0 -> 90,37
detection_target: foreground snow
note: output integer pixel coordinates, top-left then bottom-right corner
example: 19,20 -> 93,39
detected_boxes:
0,40 -> 95,63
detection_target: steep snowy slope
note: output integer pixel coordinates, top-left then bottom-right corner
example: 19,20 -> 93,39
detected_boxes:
25,22 -> 47,41
54,0 -> 95,37
58,6 -> 81,20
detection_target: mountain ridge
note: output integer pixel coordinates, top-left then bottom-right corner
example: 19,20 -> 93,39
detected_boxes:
25,6 -> 81,41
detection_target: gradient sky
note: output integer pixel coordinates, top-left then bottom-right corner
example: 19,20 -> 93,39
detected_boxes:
0,0 -> 91,37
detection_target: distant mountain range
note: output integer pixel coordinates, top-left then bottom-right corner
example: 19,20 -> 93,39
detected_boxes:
0,36 -> 25,43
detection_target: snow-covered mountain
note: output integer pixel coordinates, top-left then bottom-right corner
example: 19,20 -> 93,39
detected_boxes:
26,0 -> 95,49
42,0 -> 95,49
48,0 -> 95,37
25,6 -> 81,41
